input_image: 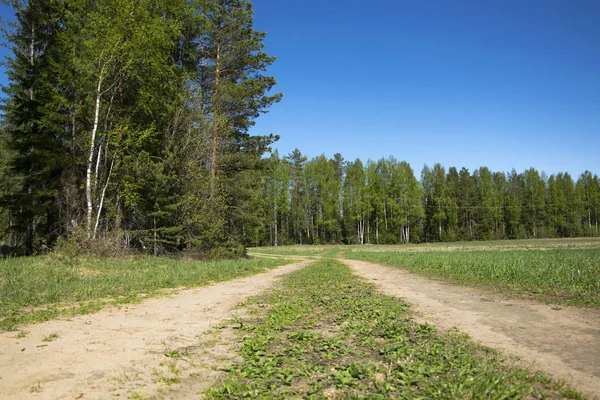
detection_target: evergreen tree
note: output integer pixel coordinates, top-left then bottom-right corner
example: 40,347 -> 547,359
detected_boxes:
1,0 -> 72,253
421,164 -> 435,242
263,150 -> 290,246
1,0 -> 281,255
287,148 -> 307,244
0,129 -> 21,247
505,170 -> 523,239
445,167 -> 459,240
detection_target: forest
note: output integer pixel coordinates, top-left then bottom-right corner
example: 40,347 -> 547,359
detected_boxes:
257,151 -> 600,246
0,0 -> 281,256
0,0 -> 599,255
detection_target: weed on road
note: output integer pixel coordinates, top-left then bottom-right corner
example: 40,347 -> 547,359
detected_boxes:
204,259 -> 579,399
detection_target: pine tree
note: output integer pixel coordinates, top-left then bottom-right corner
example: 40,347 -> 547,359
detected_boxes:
194,0 -> 282,206
505,170 -> 523,238
0,129 -> 21,248
287,149 -> 307,244
445,167 -> 459,240
1,0 -> 72,253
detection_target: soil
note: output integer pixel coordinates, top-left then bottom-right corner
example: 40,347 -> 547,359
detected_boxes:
342,258 -> 600,400
2,256 -> 599,399
0,260 -> 309,399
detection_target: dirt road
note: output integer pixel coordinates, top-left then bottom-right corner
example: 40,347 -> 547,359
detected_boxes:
0,261 -> 309,399
3,255 -> 599,399
343,258 -> 600,400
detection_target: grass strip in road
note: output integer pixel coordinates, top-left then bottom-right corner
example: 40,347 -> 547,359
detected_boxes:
0,255 -> 287,331
249,245 -> 331,257
346,249 -> 600,308
204,259 -> 580,399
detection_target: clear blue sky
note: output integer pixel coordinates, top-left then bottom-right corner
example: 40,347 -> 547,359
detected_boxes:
0,1 -> 598,178
250,0 -> 600,178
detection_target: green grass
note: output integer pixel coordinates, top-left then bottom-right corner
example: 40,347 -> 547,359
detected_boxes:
42,332 -> 59,342
204,259 -> 580,399
252,237 -> 600,256
249,245 -> 334,256
346,249 -> 600,307
0,255 -> 287,331
250,238 -> 600,308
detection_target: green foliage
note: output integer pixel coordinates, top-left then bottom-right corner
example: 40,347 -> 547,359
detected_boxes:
204,259 -> 575,398
0,0 -> 73,253
343,158 -> 368,244
0,0 -> 280,255
1,1 -> 598,254
251,153 -> 600,246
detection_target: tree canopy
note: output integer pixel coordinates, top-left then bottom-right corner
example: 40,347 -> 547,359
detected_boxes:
0,0 -> 280,255
0,1 -> 598,254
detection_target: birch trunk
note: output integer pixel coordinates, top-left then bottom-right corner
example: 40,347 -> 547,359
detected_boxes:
86,68 -> 105,237
92,156 -> 115,240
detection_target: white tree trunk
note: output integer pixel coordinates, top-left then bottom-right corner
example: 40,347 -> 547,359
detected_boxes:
92,156 -> 115,240
86,69 -> 105,236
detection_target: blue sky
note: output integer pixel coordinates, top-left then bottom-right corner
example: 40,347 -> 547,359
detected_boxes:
0,1 -> 598,178
250,0 -> 600,178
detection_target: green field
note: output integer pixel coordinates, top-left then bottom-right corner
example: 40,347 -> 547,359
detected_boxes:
251,237 -> 600,255
251,238 -> 600,307
204,259 -> 580,399
0,255 -> 287,331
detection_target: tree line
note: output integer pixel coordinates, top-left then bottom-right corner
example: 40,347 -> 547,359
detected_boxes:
252,150 -> 600,246
1,1 -> 598,255
0,0 -> 280,256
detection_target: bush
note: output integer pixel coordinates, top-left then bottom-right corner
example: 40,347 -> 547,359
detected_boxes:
52,235 -> 84,265
184,241 -> 247,260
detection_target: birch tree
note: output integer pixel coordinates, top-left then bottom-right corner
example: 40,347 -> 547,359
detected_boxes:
343,159 -> 368,244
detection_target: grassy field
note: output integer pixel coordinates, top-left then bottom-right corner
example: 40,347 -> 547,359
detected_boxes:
347,249 -> 600,307
204,259 -> 580,399
251,238 -> 600,308
0,254 -> 287,331
251,237 -> 600,255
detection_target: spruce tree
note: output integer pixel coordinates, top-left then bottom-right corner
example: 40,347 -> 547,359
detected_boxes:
1,1 -> 71,253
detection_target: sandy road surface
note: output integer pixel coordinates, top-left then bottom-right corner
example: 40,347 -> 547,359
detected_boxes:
0,260 -> 309,399
343,258 -> 600,400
